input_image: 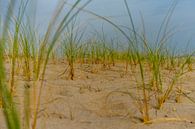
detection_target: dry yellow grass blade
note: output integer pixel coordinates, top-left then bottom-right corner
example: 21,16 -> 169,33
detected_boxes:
144,117 -> 191,124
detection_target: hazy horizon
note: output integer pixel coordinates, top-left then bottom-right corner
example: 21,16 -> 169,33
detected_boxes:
1,0 -> 195,51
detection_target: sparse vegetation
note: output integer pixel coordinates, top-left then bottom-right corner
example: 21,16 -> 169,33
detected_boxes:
0,0 -> 195,129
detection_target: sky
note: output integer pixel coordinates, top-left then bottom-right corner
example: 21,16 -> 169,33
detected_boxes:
1,0 -> 195,50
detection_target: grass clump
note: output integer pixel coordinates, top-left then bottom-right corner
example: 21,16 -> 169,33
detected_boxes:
60,19 -> 84,80
84,0 -> 193,123
0,0 -> 92,129
0,0 -> 194,128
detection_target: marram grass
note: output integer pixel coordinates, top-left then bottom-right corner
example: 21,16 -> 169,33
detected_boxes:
0,0 -> 194,128
0,0 -> 92,129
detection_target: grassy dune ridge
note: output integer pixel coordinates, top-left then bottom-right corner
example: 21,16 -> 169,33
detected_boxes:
0,0 -> 194,129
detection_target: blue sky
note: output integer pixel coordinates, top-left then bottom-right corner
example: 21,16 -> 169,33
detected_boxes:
36,0 -> 195,50
1,0 -> 195,50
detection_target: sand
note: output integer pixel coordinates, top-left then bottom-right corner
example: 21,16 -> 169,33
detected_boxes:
0,61 -> 195,129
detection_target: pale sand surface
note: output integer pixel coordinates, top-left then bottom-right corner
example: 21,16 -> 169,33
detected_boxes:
0,62 -> 195,129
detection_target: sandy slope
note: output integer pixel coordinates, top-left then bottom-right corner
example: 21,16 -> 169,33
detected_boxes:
1,62 -> 195,129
